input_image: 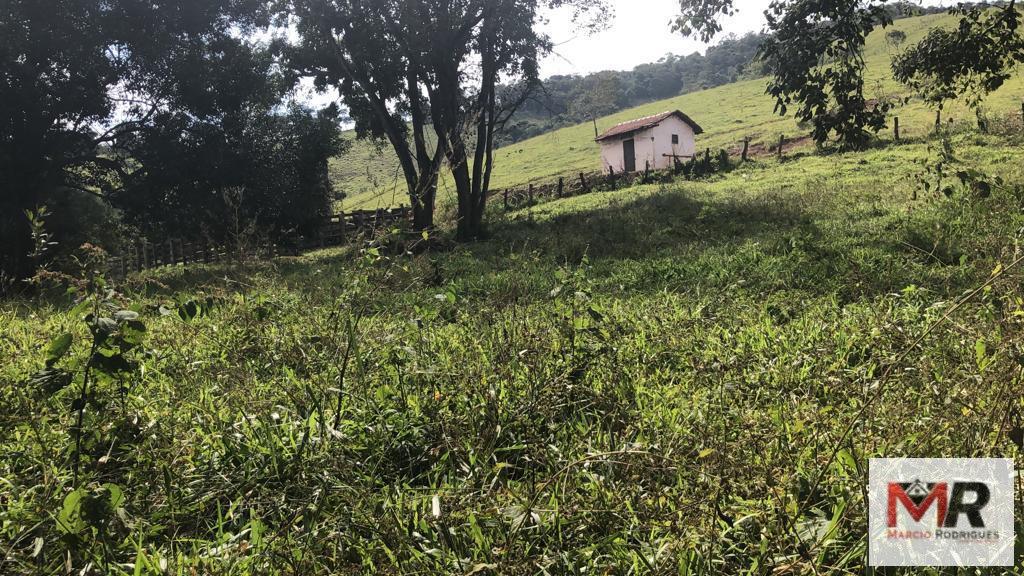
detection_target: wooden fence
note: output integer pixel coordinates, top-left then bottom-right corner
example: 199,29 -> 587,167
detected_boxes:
498,148 -> 724,211
108,206 -> 412,278
316,207 -> 413,247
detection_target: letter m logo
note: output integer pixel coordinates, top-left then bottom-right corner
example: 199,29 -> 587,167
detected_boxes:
887,481 -> 948,527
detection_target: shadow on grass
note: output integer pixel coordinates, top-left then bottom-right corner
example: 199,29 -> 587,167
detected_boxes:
125,183 -> 977,310
470,185 -> 968,303
493,188 -> 817,262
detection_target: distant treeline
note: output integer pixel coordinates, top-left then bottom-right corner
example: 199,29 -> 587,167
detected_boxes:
495,1 -> 954,147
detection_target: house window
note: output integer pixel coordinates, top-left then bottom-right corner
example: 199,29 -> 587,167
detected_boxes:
671,134 -> 679,144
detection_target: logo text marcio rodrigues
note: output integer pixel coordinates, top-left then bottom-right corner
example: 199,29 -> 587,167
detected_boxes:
869,458 -> 1014,567
886,479 -> 1001,542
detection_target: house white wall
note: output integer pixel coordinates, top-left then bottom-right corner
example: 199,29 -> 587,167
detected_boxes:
598,116 -> 697,173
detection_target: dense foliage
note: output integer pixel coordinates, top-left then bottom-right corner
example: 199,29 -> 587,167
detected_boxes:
116,104 -> 345,246
0,0 -> 344,286
761,0 -> 893,149
672,0 -> 988,148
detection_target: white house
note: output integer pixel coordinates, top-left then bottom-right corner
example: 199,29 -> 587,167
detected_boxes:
595,110 -> 704,173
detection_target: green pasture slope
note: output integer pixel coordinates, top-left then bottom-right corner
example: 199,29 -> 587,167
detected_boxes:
333,11 -> 1024,210
3,126 -> 1024,572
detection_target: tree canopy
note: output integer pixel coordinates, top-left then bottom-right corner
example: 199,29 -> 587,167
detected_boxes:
893,1 -> 1024,111
282,0 -> 611,239
673,1 -> 995,148
1,0 -> 344,283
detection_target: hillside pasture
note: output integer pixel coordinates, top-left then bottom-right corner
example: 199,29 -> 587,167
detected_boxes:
333,12 -> 1024,211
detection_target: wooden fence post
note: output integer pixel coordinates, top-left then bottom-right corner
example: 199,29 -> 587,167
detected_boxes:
608,166 -> 616,190
894,116 -> 900,142
741,138 -> 750,162
579,172 -> 588,193
557,177 -> 564,198
528,183 -> 534,204
503,189 -> 509,210
643,160 -> 650,183
935,109 -> 942,133
777,135 -> 785,161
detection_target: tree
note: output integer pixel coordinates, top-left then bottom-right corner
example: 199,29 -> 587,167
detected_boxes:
115,99 -> 345,247
673,0 -> 737,43
2,0 -> 123,280
675,0 -> 892,149
892,2 -> 1023,114
1,0 -> 271,281
283,0 -> 611,240
279,0 -> 447,231
568,72 -> 629,136
759,0 -> 892,149
419,0 -> 612,240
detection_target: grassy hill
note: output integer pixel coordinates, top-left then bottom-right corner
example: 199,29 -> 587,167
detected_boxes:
333,11 -> 1024,210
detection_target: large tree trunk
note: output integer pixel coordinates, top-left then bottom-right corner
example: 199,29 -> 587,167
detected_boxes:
411,181 -> 436,231
447,135 -> 477,241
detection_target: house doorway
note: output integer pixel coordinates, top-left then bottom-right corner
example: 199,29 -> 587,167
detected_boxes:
622,139 -> 636,172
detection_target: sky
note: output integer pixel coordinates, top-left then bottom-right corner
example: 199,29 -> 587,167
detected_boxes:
536,0 -> 953,78
537,0 -> 773,78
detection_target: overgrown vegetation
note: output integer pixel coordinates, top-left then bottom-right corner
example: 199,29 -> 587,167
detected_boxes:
3,131 -> 1023,573
4,3 -> 1024,574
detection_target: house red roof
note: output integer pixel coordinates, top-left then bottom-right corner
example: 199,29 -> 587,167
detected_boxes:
595,110 -> 704,142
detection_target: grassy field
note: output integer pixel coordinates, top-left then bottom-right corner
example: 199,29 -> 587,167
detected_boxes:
332,11 -> 1024,210
3,127 -> 1024,573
